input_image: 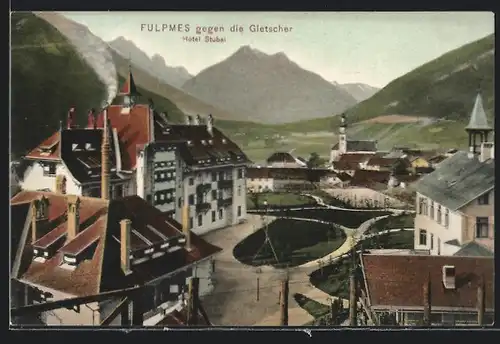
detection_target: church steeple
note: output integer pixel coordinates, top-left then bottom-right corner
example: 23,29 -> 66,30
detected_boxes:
118,59 -> 141,106
338,113 -> 348,154
465,92 -> 493,155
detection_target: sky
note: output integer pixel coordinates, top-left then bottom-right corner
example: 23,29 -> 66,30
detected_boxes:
62,12 -> 494,88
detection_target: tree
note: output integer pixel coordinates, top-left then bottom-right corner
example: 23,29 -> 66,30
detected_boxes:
249,191 -> 260,209
307,152 -> 325,168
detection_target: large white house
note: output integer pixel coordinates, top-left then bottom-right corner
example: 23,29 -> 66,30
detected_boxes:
19,69 -> 249,236
413,93 -> 494,257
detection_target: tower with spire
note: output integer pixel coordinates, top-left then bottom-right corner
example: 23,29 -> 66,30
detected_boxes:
465,92 -> 493,155
118,59 -> 142,107
338,113 -> 348,154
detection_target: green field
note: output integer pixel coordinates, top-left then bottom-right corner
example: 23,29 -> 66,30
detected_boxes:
246,192 -> 317,209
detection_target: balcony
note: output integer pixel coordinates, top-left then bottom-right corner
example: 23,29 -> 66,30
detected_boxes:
196,183 -> 212,194
196,202 -> 211,213
218,179 -> 233,189
217,197 -> 233,208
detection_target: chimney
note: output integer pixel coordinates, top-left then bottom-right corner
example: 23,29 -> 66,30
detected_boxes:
194,114 -> 202,125
31,196 -> 50,244
101,108 -> 111,200
185,115 -> 192,125
66,195 -> 81,241
442,265 -> 456,289
422,274 -> 431,326
182,205 -> 191,251
480,142 -> 494,162
468,146 -> 475,159
120,219 -> 132,275
55,175 -> 67,194
87,109 -> 97,129
67,107 -> 76,129
207,114 -> 214,136
477,275 -> 485,325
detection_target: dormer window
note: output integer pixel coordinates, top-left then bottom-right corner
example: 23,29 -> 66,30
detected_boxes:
72,144 -> 78,151
222,138 -> 227,144
187,140 -> 193,147
85,143 -> 95,151
208,139 -> 213,145
201,140 -> 207,145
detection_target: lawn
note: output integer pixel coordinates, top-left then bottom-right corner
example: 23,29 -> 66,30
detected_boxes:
309,230 -> 414,298
263,208 -> 392,229
295,293 -> 349,326
365,213 -> 415,235
233,218 -> 346,268
246,192 -> 317,210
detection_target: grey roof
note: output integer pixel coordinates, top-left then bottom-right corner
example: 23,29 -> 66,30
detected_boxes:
465,93 -> 493,131
415,151 -> 495,211
454,241 -> 494,257
332,140 -> 377,152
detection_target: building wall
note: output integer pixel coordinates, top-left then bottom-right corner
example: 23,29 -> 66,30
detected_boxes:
459,189 -> 494,243
232,167 -> 247,225
21,162 -> 81,195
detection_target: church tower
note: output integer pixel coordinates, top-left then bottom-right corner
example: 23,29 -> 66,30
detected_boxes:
338,113 -> 348,154
465,92 -> 493,155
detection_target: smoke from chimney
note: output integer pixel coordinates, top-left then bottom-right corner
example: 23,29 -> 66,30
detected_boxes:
67,107 -> 76,129
185,115 -> 192,125
194,114 -> 202,125
101,108 -> 111,200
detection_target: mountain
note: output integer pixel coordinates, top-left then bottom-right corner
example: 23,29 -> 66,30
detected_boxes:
336,82 -> 380,102
11,12 -> 107,158
108,36 -> 193,88
344,34 -> 495,124
182,46 -> 358,124
273,34 -> 494,149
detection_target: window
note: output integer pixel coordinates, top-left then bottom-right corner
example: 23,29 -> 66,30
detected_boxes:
198,214 -> 203,227
189,178 -> 194,186
219,171 -> 224,181
237,186 -> 242,196
219,209 -> 223,220
211,190 -> 217,201
189,217 -> 193,229
418,197 -> 428,215
212,172 -> 217,181
436,205 -> 442,224
188,194 -> 194,205
178,198 -> 182,208
429,201 -> 434,220
238,168 -> 244,179
430,234 -> 434,250
211,211 -> 216,222
476,217 -> 489,238
419,230 -> 427,246
478,192 -> 490,205
444,209 -> 449,228
42,164 -> 56,177
237,206 -> 242,217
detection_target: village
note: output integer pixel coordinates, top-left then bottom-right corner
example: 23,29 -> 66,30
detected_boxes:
10,66 -> 494,327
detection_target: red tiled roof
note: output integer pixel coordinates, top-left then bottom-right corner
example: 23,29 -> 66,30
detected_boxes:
361,254 -> 494,310
25,132 -> 61,160
332,153 -> 374,171
366,157 -> 405,168
11,191 -> 222,297
350,170 -> 390,187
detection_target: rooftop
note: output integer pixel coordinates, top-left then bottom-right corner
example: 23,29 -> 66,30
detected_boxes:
11,191 -> 221,297
361,253 -> 494,311
415,151 -> 495,211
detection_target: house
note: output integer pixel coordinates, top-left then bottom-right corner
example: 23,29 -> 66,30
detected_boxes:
363,156 -> 410,172
10,190 -> 222,326
359,253 -> 494,326
246,167 -> 334,193
413,93 -> 494,256
332,153 -> 373,175
331,172 -> 352,188
350,170 -> 391,191
265,152 -> 307,168
19,68 -> 250,235
330,114 -> 377,162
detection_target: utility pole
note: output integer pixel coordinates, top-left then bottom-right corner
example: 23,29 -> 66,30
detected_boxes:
349,240 -> 357,326
256,276 -> 260,301
477,275 -> 485,326
187,277 -> 200,325
280,271 -> 289,326
422,274 -> 431,326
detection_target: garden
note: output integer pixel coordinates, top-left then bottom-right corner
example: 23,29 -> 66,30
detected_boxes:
246,192 -> 317,210
308,230 -> 414,299
364,213 -> 415,235
232,218 -> 346,268
264,208 -> 392,229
